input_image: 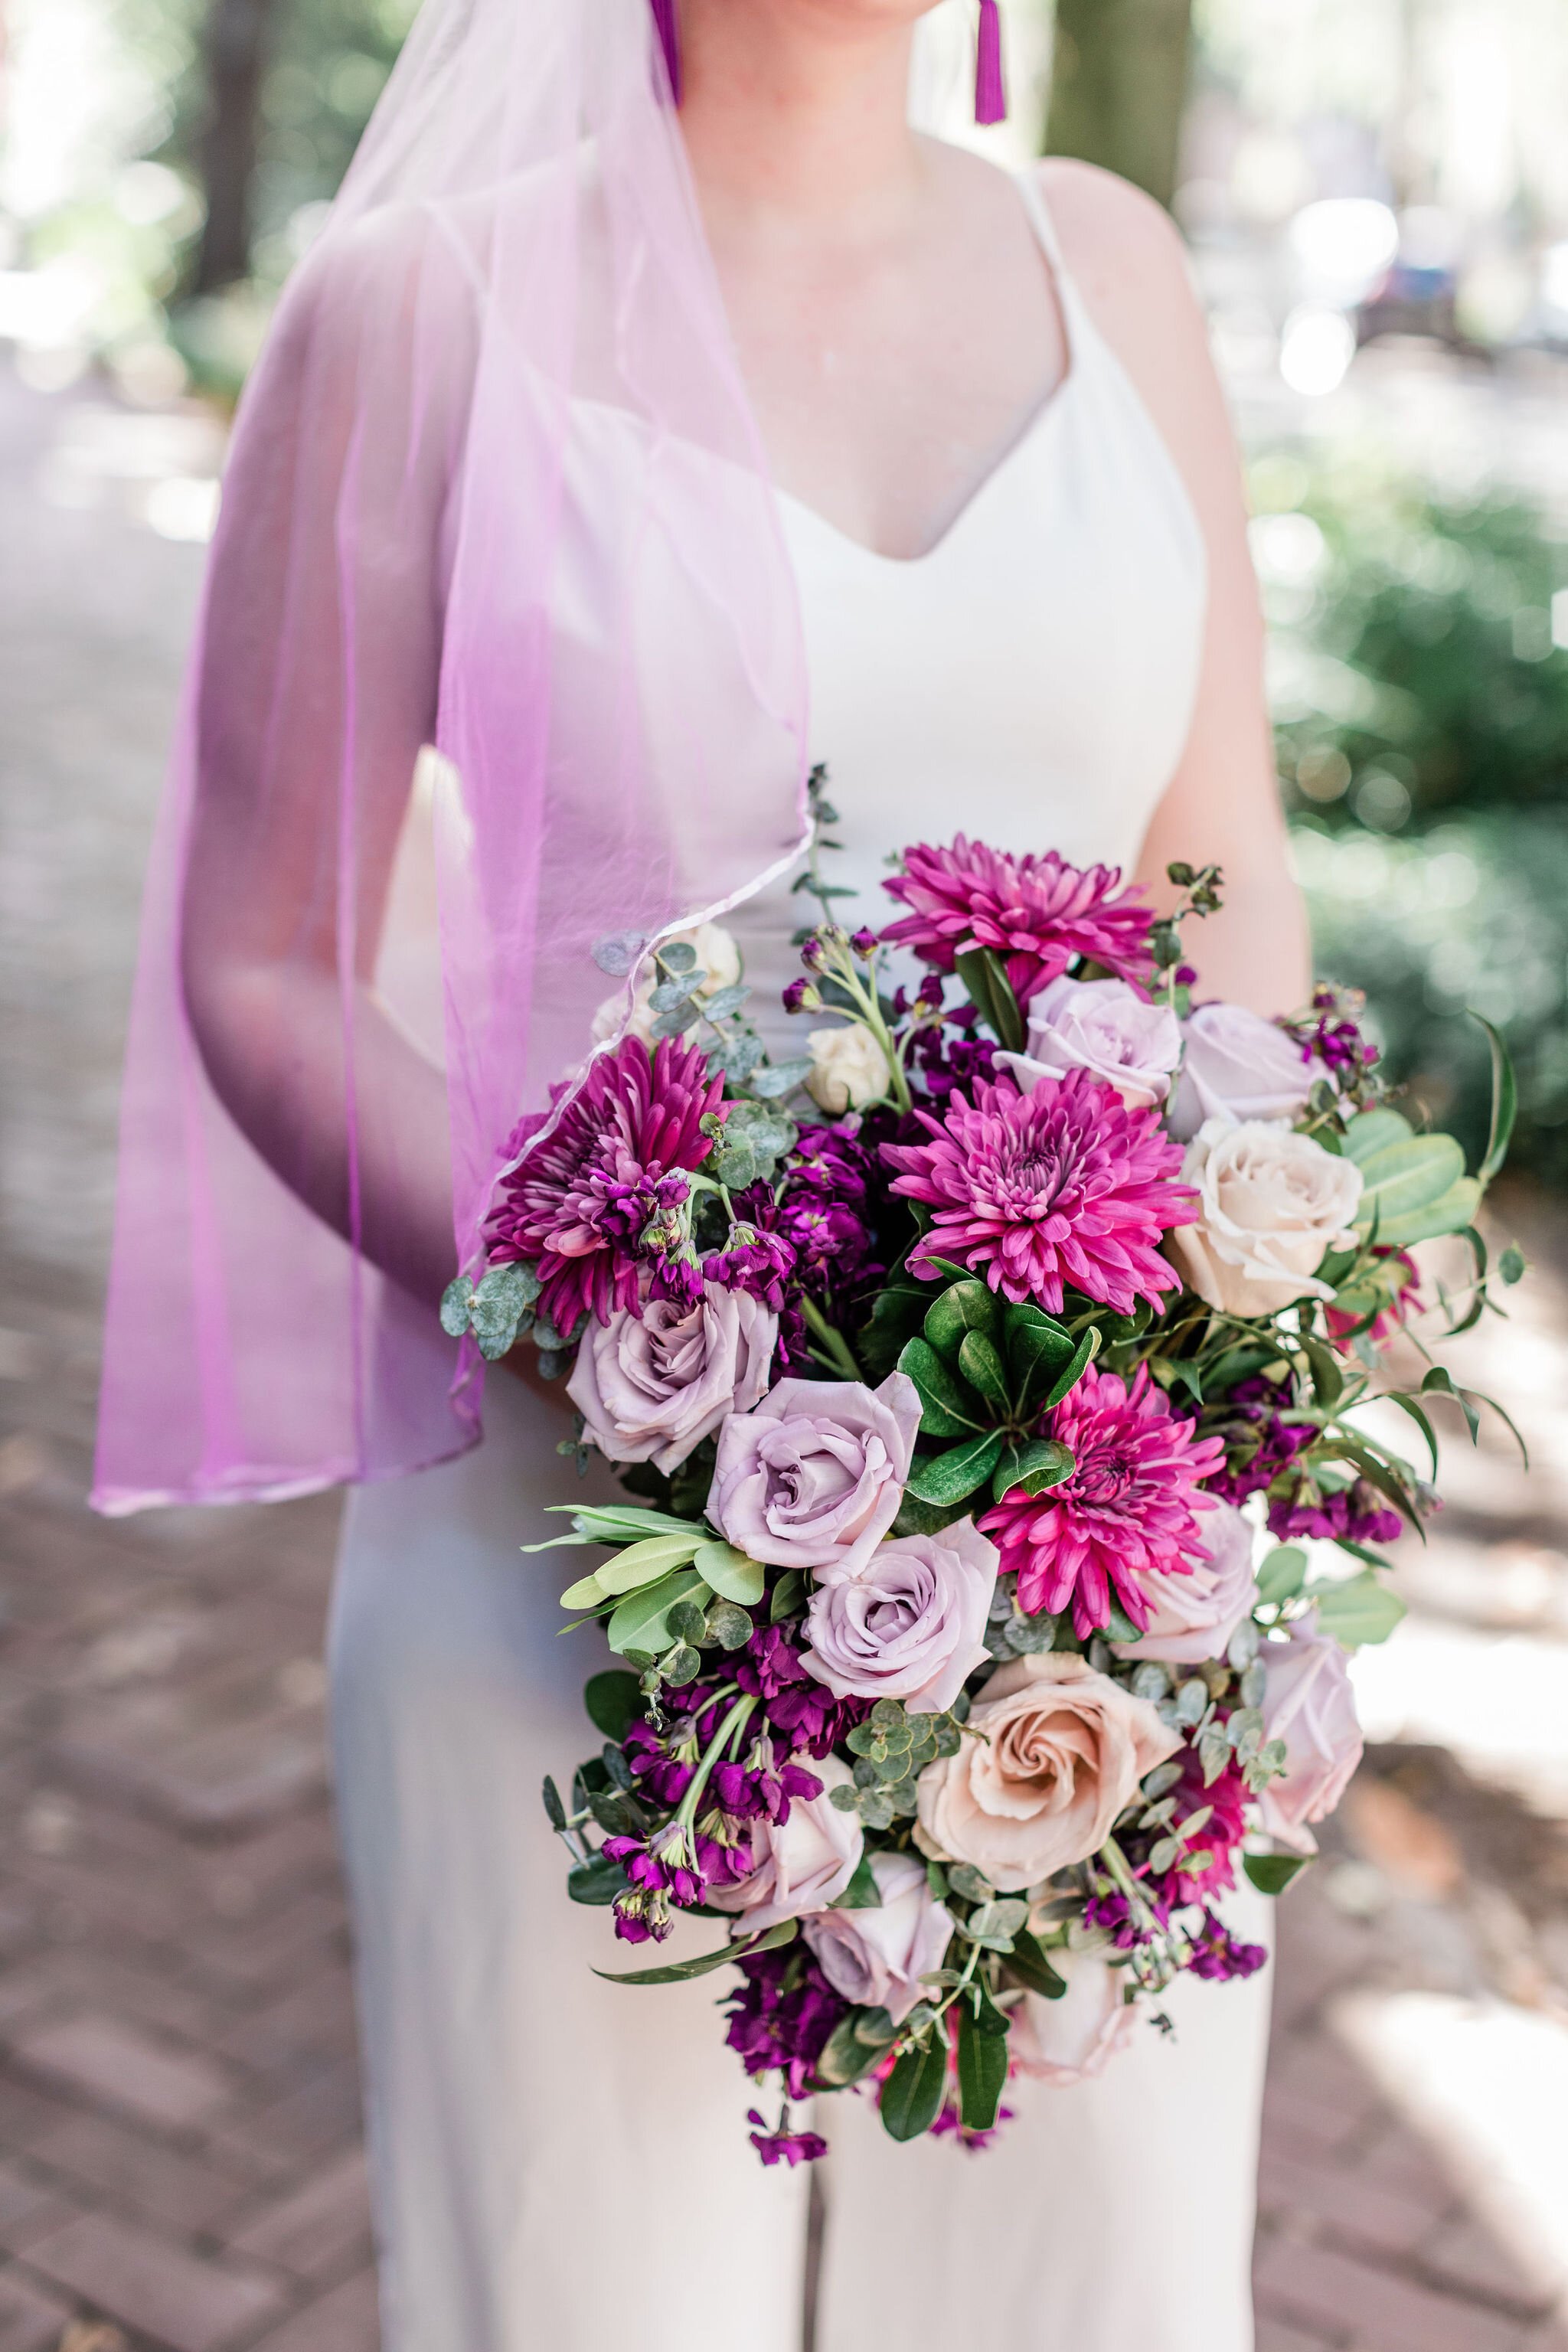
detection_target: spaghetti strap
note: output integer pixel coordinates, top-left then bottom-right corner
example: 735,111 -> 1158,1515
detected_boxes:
1012,166 -> 1069,274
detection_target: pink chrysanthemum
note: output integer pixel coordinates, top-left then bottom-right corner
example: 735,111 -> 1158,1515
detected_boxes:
979,1365 -> 1225,1638
488,1033 -> 724,1331
881,836 -> 1155,1004
882,1069 -> 1190,1315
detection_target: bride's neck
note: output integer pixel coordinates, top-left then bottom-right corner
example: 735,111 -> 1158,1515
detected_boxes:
679,0 -> 924,234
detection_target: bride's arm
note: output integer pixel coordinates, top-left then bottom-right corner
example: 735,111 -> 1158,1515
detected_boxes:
180,234 -> 463,1311
1040,161 -> 1312,1019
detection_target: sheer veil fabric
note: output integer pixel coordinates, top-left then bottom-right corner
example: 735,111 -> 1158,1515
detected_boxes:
93,0 -> 813,1512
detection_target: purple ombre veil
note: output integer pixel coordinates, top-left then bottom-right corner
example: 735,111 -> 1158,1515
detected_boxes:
93,0 -> 810,1511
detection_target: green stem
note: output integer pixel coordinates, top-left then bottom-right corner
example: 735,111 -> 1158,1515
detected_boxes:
800,1295 -> 862,1382
673,1694 -> 757,1836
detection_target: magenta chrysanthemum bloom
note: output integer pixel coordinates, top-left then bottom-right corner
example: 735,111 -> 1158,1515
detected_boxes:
882,1069 -> 1190,1314
979,1365 -> 1225,1638
882,835 -> 1155,1003
488,1033 -> 724,1331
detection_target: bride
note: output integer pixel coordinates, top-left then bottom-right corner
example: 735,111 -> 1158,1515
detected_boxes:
96,1 -> 1308,2345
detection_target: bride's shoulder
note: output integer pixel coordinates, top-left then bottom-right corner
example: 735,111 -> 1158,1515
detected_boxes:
1028,158 -> 1233,489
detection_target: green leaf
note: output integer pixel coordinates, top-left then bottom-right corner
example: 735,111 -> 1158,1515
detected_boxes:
465,1260 -> 542,1359
567,1852 -> 629,1906
956,1998 -> 1011,2132
596,1533 -> 704,1594
1474,1012 -> 1517,1184
815,2014 -> 894,2088
557,1504 -> 704,1543
1298,1332 -> 1344,1411
693,1540 -> 765,1606
958,1330 -> 1013,1419
892,1488 -> 973,1537
1375,1176 -> 1482,1248
605,1568 -> 711,1657
1383,1392 -> 1440,1481
769,1569 -> 806,1625
859,1282 -> 931,1377
1005,1928 -> 1068,2000
1353,1135 -> 1466,1236
896,1337 -> 985,1438
594,1918 -> 798,1985
750,1056 -> 815,1100
541,1774 -> 567,1831
558,1570 -> 609,1611
1004,1302 -> 1078,1400
1308,1571 -> 1407,1649
583,1670 -> 642,1741
923,1279 -> 1003,1360
1042,1325 -> 1101,1411
991,1437 -> 1075,1504
1244,1852 -> 1311,1896
1499,1243 -> 1526,1285
704,1599 -> 754,1651
1341,1107 -> 1413,1165
1255,1546 -> 1307,1607
905,1429 -> 1006,1507
953,946 -> 1026,1053
879,2033 -> 950,2141
831,1856 -> 884,1910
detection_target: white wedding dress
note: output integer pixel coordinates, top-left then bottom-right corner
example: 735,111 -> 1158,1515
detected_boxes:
329,174 -> 1273,2352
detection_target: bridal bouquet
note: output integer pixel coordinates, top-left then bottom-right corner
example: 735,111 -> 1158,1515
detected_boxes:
443,776 -> 1521,2164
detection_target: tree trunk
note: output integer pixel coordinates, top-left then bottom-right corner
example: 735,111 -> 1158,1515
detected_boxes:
193,0 -> 285,294
1044,0 -> 1195,212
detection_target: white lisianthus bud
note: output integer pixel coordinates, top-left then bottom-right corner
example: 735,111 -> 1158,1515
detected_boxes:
805,1023 -> 892,1113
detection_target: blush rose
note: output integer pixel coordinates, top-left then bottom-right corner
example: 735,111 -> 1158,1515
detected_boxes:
707,1372 -> 922,1580
914,1654 -> 1179,1893
567,1283 -> 777,1474
1006,1947 -> 1137,2086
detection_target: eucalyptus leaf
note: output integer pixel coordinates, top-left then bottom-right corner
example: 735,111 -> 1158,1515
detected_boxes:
750,1057 -> 815,1099
541,1775 -> 567,1832
594,1917 -> 798,1985
583,1669 -> 642,1741
659,941 -> 698,974
1255,1545 -> 1308,1608
1474,1012 -> 1517,1185
1308,1571 -> 1406,1650
439,1276 -> 475,1338
815,2014 -> 892,2088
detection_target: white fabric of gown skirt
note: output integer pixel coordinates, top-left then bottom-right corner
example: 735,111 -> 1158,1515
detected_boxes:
330,175 -> 1274,2351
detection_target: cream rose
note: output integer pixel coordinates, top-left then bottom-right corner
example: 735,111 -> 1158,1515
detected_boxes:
1006,1947 -> 1137,2086
590,922 -> 742,1046
913,1655 -> 1179,1893
805,1023 -> 892,1114
1168,1117 -> 1363,1319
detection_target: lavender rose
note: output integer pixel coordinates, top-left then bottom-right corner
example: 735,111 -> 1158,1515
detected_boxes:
567,1282 -> 777,1474
708,1754 -> 863,1932
914,1654 -> 1179,1893
801,1519 -> 998,1714
1007,1947 -> 1136,2086
997,975 -> 1181,1111
1256,1614 -> 1364,1853
1168,1118 -> 1363,1319
1112,1501 -> 1259,1666
707,1372 -> 922,1580
1168,1001 -> 1316,1142
802,1853 -> 955,2025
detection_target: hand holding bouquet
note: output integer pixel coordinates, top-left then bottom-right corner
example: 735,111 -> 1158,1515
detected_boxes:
443,775 -> 1523,2164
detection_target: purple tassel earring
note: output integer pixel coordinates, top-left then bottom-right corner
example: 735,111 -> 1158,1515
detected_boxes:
649,0 -> 682,104
975,0 -> 1007,126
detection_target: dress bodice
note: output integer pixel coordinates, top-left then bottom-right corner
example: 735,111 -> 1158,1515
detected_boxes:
727,172 -> 1207,1035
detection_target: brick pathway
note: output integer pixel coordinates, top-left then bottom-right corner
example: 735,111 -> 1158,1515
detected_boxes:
4,356 -> 1568,2351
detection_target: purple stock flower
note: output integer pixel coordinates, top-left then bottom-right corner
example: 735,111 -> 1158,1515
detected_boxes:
736,1622 -> 869,1758
931,2099 -> 1014,2151
746,2111 -> 830,2167
1269,1481 -> 1406,1549
703,1222 -> 797,1311
1187,1909 -> 1269,1982
1210,1375 -> 1315,1508
724,1943 -> 847,2101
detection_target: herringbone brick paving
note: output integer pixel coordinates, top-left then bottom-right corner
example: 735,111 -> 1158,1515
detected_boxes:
5,354 -> 1568,2351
